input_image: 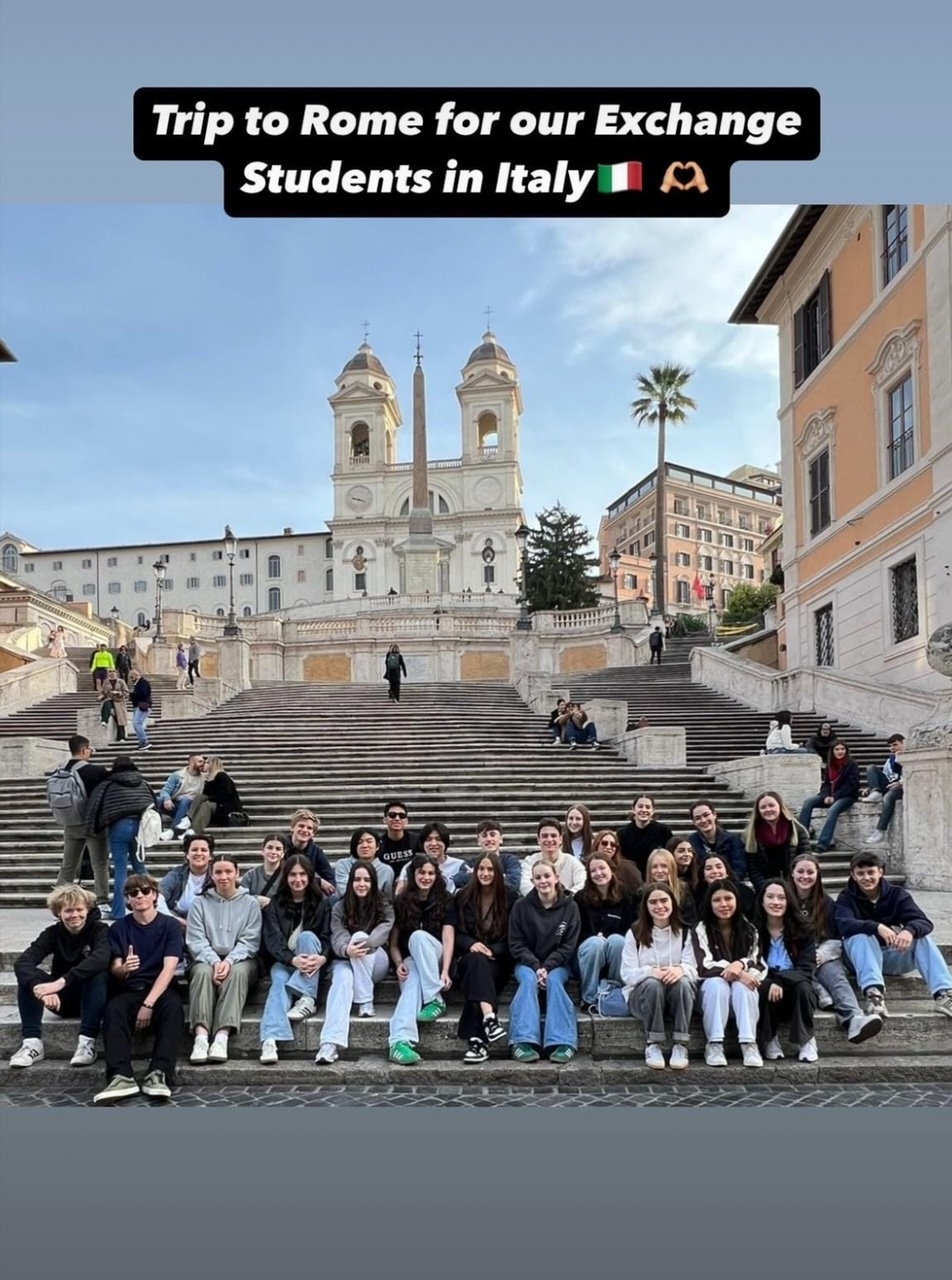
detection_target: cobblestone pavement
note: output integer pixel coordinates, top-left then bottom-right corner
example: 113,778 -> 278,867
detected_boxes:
3,1083 -> 952,1107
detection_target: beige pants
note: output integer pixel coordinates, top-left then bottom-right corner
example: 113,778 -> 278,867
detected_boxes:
188,959 -> 258,1034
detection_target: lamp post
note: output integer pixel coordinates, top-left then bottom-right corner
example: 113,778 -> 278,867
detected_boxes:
152,560 -> 167,640
514,523 -> 532,631
705,576 -> 717,636
109,605 -> 120,643
223,524 -> 240,638
609,546 -> 623,632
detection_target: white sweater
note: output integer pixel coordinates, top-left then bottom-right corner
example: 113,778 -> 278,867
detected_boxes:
519,851 -> 586,897
765,721 -> 795,750
620,926 -> 698,995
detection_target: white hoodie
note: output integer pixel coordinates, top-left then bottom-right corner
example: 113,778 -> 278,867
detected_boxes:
765,720 -> 796,750
519,850 -> 586,897
620,925 -> 698,997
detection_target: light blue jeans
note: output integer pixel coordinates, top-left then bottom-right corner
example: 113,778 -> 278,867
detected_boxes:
844,934 -> 952,996
132,707 -> 150,747
508,964 -> 577,1049
576,934 -> 626,1006
388,931 -> 444,1047
322,936 -> 390,1048
798,795 -> 855,849
259,932 -> 323,1043
109,815 -> 146,918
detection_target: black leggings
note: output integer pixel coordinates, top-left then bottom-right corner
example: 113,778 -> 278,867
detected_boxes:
455,951 -> 512,1042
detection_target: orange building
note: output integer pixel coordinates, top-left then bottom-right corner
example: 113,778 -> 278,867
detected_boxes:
731,205 -> 952,693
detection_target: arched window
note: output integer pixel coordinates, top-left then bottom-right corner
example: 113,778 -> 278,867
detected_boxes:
399,490 -> 450,516
267,586 -> 282,611
267,555 -> 281,579
350,421 -> 370,459
242,605 -> 253,617
136,611 -> 148,627
1,543 -> 18,573
216,608 -> 225,617
477,411 -> 498,451
49,579 -> 68,602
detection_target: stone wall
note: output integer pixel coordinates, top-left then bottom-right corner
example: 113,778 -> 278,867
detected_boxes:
0,658 -> 78,718
302,652 -> 353,682
460,650 -> 511,680
559,644 -> 607,673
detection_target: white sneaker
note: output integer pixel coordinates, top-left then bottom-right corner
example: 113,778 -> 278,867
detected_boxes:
861,791 -> 883,803
669,1044 -> 689,1070
260,1038 -> 278,1065
358,1003 -> 375,1017
70,1035 -> 97,1067
704,1041 -> 727,1067
817,988 -> 834,1010
645,1044 -> 665,1070
190,1034 -> 210,1064
208,1032 -> 229,1062
287,997 -> 316,1022
158,830 -> 175,842
866,831 -> 886,845
315,1043 -> 339,1064
175,817 -> 192,831
9,1039 -> 44,1068
742,1043 -> 764,1068
764,1036 -> 784,1060
798,1037 -> 819,1063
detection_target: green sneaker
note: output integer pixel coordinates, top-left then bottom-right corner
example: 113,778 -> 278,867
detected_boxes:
511,1043 -> 541,1063
389,1041 -> 422,1066
417,998 -> 447,1023
549,1045 -> 576,1064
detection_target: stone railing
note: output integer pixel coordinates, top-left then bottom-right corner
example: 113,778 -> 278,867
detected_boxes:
281,592 -> 521,620
287,614 -> 513,641
388,457 -> 463,472
0,656 -> 78,717
160,610 -> 284,642
0,591 -> 112,647
532,599 -> 649,634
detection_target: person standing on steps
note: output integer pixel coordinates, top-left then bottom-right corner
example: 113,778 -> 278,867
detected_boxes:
621,884 -> 698,1071
51,734 -> 111,912
175,643 -> 189,690
377,800 -> 419,876
384,643 -> 407,702
860,733 -> 905,847
693,879 -> 765,1068
284,809 -> 336,897
754,880 -> 819,1064
797,741 -> 860,853
187,637 -> 202,686
128,669 -> 153,751
114,644 -> 133,685
48,626 -> 67,659
90,643 -> 116,691
648,626 -> 665,665
507,860 -> 581,1064
616,795 -> 674,880
743,791 -> 811,894
387,854 -> 456,1066
98,669 -> 130,743
687,799 -> 748,883
453,852 -> 517,1063
84,756 -> 156,920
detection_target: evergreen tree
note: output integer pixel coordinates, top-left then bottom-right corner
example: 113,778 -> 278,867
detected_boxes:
523,504 -> 601,612
720,583 -> 778,625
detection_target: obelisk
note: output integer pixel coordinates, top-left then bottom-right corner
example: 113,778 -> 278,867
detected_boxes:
408,332 -> 432,538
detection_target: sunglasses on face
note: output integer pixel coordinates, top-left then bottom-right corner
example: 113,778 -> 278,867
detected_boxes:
387,812 -> 408,820
125,887 -> 153,899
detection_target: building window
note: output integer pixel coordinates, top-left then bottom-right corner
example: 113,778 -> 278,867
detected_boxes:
267,587 -> 282,611
239,573 -> 253,586
82,583 -> 96,596
296,570 -> 306,583
216,608 -> 225,617
239,548 -> 250,559
696,504 -> 708,521
808,449 -> 832,537
720,560 -> 734,576
887,374 -> 915,480
159,554 -> 170,564
107,557 -> 118,567
325,568 -> 334,592
699,554 -> 713,572
483,564 -> 495,586
134,580 -> 147,593
24,562 -> 34,573
643,531 -> 654,547
267,555 -> 281,579
189,552 -> 197,562
297,544 -> 305,555
674,552 -> 691,567
186,577 -> 199,589
698,528 -> 712,544
137,556 -> 144,565
106,581 -> 120,594
882,205 -> 909,285
718,533 -> 734,548
324,537 -> 333,559
717,509 -> 732,525
242,606 -> 253,617
213,574 -> 227,588
814,604 -> 834,667
355,572 -> 367,592
738,515 -> 753,531
741,537 -> 755,552
758,518 -> 773,535
674,522 -> 691,538
794,269 -> 833,387
52,560 -> 63,571
673,499 -> 688,515
163,578 -> 174,590
623,574 -> 637,590
676,581 -> 690,604
81,558 -> 92,569
742,564 -> 755,580
136,612 -> 148,627
890,557 -> 919,644
1,544 -> 18,572
212,550 -> 223,560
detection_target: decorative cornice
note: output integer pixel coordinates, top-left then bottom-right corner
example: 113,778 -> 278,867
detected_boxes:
795,406 -> 837,457
866,320 -> 923,384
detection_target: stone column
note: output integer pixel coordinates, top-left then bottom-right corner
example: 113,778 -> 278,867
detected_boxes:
218,636 -> 252,693
901,625 -> 952,891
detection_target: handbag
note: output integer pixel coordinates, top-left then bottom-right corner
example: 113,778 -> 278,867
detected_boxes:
228,811 -> 250,827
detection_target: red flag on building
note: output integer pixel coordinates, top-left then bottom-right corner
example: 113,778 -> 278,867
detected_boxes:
692,574 -> 705,600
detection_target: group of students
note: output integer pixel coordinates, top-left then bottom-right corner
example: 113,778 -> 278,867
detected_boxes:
12,788 -> 952,1102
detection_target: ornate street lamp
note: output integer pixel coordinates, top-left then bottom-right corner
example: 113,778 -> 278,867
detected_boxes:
152,560 -> 167,640
514,522 -> 532,631
609,546 -> 623,632
223,524 -> 240,638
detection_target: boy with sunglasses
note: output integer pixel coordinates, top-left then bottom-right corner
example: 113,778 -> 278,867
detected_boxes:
378,800 -> 419,872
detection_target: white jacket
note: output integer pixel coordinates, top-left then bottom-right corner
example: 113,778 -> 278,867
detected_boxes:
765,721 -> 796,750
520,851 -> 586,897
620,926 -> 697,996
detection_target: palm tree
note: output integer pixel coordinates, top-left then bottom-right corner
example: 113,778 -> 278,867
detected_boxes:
630,364 -> 697,617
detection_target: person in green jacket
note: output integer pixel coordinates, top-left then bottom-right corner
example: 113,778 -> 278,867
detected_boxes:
90,644 -> 116,691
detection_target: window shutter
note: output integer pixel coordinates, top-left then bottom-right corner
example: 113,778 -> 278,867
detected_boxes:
818,269 -> 832,360
793,305 -> 805,387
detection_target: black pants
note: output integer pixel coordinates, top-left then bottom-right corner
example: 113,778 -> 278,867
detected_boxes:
102,986 -> 184,1083
187,660 -> 200,685
759,976 -> 816,1048
649,649 -> 662,664
387,675 -> 401,701
455,951 -> 512,1042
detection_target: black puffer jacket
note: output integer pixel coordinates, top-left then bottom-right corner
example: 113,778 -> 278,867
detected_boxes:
85,770 -> 155,835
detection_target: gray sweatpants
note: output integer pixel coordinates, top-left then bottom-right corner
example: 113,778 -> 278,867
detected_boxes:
188,959 -> 259,1035
628,976 -> 697,1045
57,826 -> 110,903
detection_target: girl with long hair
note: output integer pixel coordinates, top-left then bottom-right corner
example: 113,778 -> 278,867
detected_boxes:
453,853 -> 518,1063
743,791 -> 811,893
240,832 -> 288,908
693,853 -> 756,918
789,853 -> 883,1045
797,741 -> 860,853
315,861 -> 396,1065
621,884 -> 698,1070
755,879 -> 818,1062
694,880 -> 765,1068
507,861 -> 581,1064
258,855 -> 331,1065
574,855 -> 639,1010
563,804 -> 594,860
643,848 -> 697,927
667,835 -> 699,896
188,756 -> 245,835
590,830 -> 643,893
387,855 -> 456,1065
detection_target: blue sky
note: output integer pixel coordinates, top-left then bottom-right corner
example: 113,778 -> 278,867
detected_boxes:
0,205 -> 793,553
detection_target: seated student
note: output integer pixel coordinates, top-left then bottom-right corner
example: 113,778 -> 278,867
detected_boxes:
743,791 -> 811,893
789,853 -> 883,1044
860,733 -> 905,847
687,800 -> 748,883
508,861 -> 581,1064
315,862 -> 395,1065
668,835 -> 700,900
393,822 -> 465,895
520,819 -> 587,896
590,829 -> 643,894
643,848 -> 698,928
755,880 -> 819,1062
693,853 -> 756,919
240,833 -> 289,908
563,803 -> 594,860
453,852 -> 518,1063
187,757 -> 245,835
155,754 -> 206,841
764,710 -> 809,754
259,855 -> 333,1065
388,855 -> 457,1066
95,874 -> 185,1105
546,698 -> 571,745
186,853 -> 262,1064
621,884 -> 698,1070
797,741 -> 860,853
835,852 -> 952,1021
334,826 -> 396,900
11,885 -> 110,1070
158,833 -> 214,931
565,702 -> 600,750
285,808 -> 336,897
694,879 -> 765,1068
574,855 -> 639,1010
377,800 -> 419,876
616,795 -> 674,880
453,819 -> 522,895
808,722 -> 838,771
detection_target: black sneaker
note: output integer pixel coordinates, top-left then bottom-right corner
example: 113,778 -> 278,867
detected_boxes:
483,1014 -> 506,1044
463,1038 -> 489,1064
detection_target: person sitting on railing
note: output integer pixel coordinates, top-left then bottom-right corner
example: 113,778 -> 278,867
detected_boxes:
859,733 -> 905,847
797,742 -> 860,853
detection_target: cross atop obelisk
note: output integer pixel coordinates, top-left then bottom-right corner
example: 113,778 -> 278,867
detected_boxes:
484,306 -> 493,331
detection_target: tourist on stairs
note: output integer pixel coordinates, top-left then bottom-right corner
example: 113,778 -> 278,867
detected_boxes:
693,879 -> 765,1068
797,741 -> 860,853
546,698 -> 571,745
377,800 -> 419,876
754,880 -> 819,1063
564,702 -> 600,750
808,722 -> 838,771
258,855 -> 332,1065
84,755 -> 156,920
860,733 -> 905,847
519,819 -> 587,896
158,833 -> 214,933
621,884 -> 698,1070
384,643 -> 407,702
648,626 -> 665,665
240,833 -> 290,908
128,669 -> 152,750
743,791 -> 811,893
764,710 -> 810,754
98,669 -> 130,743
687,799 -> 748,883
186,853 -> 262,1064
574,855 -> 638,1011
453,852 -> 517,1063
315,862 -> 394,1065
284,809 -> 336,897
563,803 -> 594,859
789,853 -> 883,1044
616,795 -> 674,879
51,733 -> 111,912
507,861 -> 581,1064
186,757 -> 246,836
334,826 -> 395,900
155,754 -> 206,842
388,855 -> 456,1065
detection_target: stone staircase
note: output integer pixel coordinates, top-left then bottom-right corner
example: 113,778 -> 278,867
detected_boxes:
0,669 -> 179,741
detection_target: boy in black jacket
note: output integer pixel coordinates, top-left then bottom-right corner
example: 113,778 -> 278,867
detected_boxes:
11,885 -> 111,1069
835,852 -> 952,1020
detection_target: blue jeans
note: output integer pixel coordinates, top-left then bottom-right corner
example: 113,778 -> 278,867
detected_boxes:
109,815 -> 145,918
156,793 -> 193,828
844,934 -> 952,997
576,934 -> 625,1006
866,767 -> 903,832
566,721 -> 597,745
259,932 -> 323,1043
133,707 -> 150,747
508,964 -> 577,1049
389,931 -> 444,1047
17,971 -> 108,1039
798,795 -> 855,848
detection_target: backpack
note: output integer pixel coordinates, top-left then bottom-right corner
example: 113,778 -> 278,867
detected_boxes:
47,765 -> 88,827
136,806 -> 163,854
386,652 -> 401,673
